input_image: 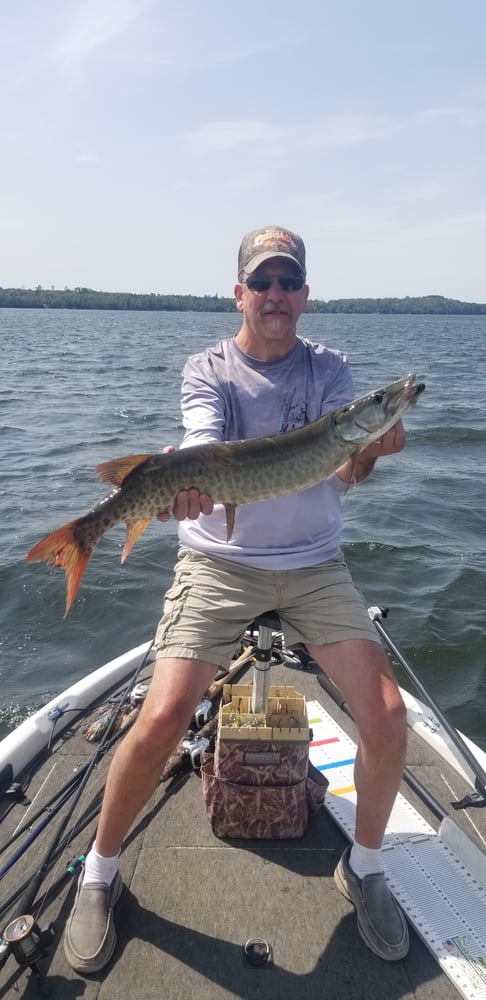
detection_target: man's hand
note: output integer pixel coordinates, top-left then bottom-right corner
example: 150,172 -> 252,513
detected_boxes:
336,419 -> 406,484
359,419 -> 406,461
156,446 -> 214,523
156,489 -> 214,523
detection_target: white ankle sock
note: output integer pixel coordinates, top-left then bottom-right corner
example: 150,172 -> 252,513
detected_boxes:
83,844 -> 120,886
349,841 -> 383,879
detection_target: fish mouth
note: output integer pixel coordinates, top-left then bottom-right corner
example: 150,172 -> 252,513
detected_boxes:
385,373 -> 425,416
406,380 -> 426,401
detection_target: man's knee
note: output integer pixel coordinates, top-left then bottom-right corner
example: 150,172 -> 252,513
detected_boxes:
361,684 -> 407,751
131,693 -> 195,760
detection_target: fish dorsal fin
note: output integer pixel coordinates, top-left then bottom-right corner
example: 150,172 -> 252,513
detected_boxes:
224,503 -> 236,541
96,455 -> 151,487
121,518 -> 152,563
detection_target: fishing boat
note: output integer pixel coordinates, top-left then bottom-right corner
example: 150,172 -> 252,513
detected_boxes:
0,608 -> 485,1000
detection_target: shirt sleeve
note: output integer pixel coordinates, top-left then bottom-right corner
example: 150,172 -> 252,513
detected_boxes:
179,353 -> 226,449
319,352 -> 354,416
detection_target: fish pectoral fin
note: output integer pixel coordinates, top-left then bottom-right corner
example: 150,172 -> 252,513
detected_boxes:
96,455 -> 153,487
224,503 -> 236,541
121,518 -> 152,563
347,448 -> 360,489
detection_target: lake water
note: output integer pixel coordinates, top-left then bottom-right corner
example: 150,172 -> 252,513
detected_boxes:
1,308 -> 485,749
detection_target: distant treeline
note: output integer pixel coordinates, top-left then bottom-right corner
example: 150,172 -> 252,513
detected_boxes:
1,286 -> 485,315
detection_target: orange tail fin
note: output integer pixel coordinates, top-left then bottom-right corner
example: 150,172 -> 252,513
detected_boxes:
27,522 -> 92,618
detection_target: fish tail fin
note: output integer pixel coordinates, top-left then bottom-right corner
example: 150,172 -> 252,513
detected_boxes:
27,521 -> 92,617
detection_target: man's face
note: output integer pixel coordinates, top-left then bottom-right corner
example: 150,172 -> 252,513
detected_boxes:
235,258 -> 309,346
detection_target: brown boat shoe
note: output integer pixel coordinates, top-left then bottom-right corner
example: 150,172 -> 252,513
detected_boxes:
63,870 -> 123,973
334,846 -> 409,961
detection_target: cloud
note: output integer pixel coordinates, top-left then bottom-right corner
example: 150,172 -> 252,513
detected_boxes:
182,112 -> 398,159
183,95 -> 486,160
0,0 -> 154,104
54,0 -> 153,69
182,119 -> 288,155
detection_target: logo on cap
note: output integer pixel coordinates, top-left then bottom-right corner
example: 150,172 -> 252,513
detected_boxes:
252,230 -> 298,252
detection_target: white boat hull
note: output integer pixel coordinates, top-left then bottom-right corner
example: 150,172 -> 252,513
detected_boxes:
0,642 -> 153,785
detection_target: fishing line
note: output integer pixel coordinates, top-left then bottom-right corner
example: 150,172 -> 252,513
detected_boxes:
11,764 -> 57,839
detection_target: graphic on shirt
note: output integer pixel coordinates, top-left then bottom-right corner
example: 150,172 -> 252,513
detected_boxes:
280,387 -> 311,432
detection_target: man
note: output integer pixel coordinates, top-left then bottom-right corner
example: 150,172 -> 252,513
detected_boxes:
64,226 -> 409,973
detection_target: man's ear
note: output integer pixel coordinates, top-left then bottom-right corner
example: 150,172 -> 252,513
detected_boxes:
234,283 -> 244,313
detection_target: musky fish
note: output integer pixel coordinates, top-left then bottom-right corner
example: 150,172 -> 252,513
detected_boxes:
27,373 -> 425,616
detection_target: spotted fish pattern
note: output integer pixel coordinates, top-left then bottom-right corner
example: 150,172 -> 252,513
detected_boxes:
27,374 -> 424,615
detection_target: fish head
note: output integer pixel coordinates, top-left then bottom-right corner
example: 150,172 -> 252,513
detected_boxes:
333,373 -> 425,446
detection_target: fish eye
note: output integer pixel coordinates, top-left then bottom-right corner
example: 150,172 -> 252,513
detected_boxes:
373,393 -> 383,404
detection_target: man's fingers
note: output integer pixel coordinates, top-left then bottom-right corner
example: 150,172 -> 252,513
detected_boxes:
157,489 -> 214,523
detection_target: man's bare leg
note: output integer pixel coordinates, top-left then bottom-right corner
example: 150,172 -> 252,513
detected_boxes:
64,656 -> 217,973
307,637 -> 407,847
306,636 -> 409,961
95,656 -> 218,856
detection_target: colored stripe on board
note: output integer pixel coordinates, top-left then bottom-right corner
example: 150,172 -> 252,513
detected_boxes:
331,785 -> 356,796
310,737 -> 340,747
315,757 -> 355,771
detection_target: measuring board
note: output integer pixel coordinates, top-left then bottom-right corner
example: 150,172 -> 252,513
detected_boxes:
307,699 -> 486,1000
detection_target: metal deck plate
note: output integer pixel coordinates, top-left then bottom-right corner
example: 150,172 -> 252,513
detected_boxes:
307,699 -> 486,1000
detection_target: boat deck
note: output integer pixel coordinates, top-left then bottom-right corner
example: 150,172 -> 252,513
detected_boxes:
1,655 -> 485,1000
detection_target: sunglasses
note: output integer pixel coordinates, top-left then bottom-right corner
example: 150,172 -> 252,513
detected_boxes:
242,274 -> 305,294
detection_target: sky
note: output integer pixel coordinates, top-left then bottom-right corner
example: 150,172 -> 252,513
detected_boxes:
1,1 -> 485,301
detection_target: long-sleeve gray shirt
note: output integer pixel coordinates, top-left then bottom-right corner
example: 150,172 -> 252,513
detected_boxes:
177,335 -> 354,568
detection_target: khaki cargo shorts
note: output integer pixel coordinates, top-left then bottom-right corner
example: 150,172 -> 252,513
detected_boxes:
154,548 -> 380,668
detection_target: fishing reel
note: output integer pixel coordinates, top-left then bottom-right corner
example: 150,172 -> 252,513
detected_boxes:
130,682 -> 149,705
2,913 -> 56,996
192,698 -> 213,729
181,734 -> 211,771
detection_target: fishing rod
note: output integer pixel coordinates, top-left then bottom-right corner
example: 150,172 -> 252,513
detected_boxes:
0,694 -> 143,884
0,789 -> 103,926
0,764 -> 193,999
0,647 -> 243,932
0,692 -> 144,880
0,782 -> 84,883
0,769 -> 85,861
0,702 -> 97,827
0,638 -> 255,990
0,639 -> 155,988
369,606 -> 486,807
